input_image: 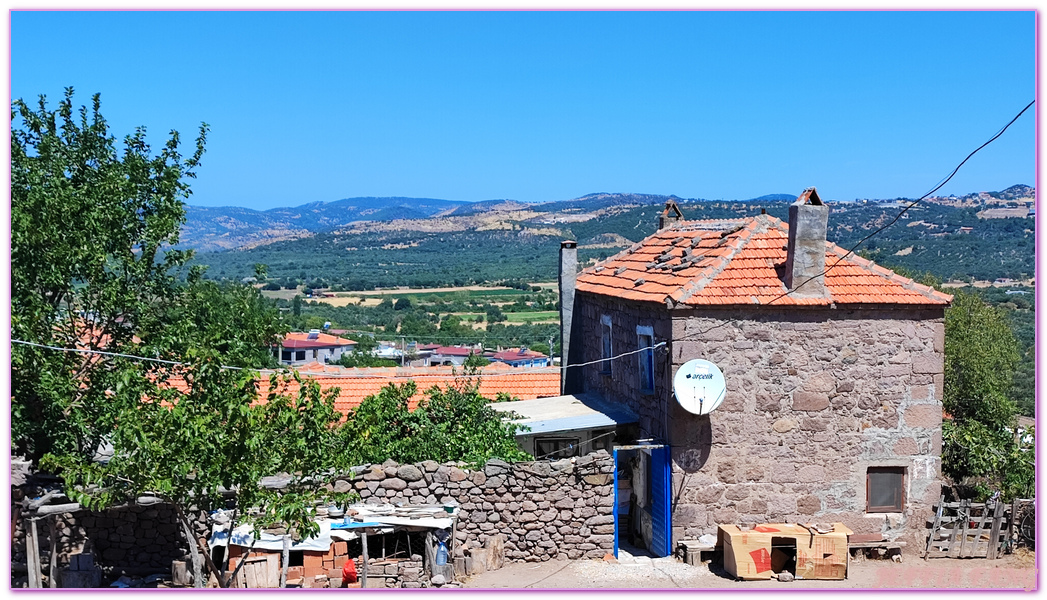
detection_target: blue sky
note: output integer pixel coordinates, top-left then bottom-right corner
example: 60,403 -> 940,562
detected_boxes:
10,10 -> 1036,210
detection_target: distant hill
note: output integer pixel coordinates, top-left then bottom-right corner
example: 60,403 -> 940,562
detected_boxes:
181,197 -> 467,251
747,193 -> 798,202
989,184 -> 1034,201
185,185 -> 1033,290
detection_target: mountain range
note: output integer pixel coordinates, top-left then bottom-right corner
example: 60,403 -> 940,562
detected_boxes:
183,185 -> 1034,289
180,192 -> 800,252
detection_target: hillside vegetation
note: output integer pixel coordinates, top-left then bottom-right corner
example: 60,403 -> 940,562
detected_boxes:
187,186 -> 1034,289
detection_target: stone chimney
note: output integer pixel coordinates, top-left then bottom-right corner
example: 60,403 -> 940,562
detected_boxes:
658,199 -> 684,230
784,187 -> 830,298
559,241 -> 583,395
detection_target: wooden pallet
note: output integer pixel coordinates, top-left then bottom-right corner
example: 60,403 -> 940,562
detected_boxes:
923,495 -> 1009,559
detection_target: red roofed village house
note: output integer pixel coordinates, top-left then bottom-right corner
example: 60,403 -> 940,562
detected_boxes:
489,347 -> 550,368
559,190 -> 951,554
275,330 -> 357,366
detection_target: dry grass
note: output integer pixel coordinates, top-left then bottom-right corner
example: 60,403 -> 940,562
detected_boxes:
1012,547 -> 1036,568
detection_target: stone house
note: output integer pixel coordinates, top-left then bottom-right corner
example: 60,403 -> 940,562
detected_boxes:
559,189 -> 951,550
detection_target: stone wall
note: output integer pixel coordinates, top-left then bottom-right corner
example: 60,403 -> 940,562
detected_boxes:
11,492 -> 207,588
576,293 -> 945,550
344,452 -> 616,562
576,292 -> 673,441
12,451 -> 616,587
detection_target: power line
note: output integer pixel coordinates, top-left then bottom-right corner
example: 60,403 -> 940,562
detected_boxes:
680,99 -> 1034,340
11,338 -> 664,381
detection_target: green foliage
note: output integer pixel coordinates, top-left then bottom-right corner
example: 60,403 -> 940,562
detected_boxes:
338,377 -> 531,467
486,305 -> 507,323
12,90 -> 352,587
943,291 -> 1020,424
941,290 -> 1032,499
43,364 -> 353,584
464,352 -> 490,368
11,88 -> 207,460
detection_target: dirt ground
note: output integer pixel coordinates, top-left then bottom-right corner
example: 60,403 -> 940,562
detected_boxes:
462,549 -> 1037,590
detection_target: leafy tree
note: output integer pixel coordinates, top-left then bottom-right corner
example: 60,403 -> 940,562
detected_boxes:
11,88 -> 207,460
941,290 -> 1032,499
528,342 -> 551,357
394,297 -> 412,311
13,90 -> 353,586
486,305 -> 507,323
464,352 -> 490,368
338,377 -> 530,467
292,294 -> 302,316
44,367 -> 351,588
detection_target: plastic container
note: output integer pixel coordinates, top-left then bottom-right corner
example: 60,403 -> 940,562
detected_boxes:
436,542 -> 448,565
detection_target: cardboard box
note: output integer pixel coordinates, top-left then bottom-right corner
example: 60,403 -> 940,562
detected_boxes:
719,523 -> 853,580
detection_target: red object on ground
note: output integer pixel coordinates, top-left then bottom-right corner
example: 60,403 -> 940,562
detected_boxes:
341,559 -> 358,584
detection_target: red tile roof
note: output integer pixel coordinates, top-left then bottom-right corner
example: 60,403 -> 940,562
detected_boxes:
431,346 -> 476,357
575,214 -> 952,307
281,331 -> 357,349
161,363 -> 560,418
491,348 -> 548,361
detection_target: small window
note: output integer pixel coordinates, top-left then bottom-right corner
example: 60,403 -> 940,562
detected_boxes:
637,326 -> 655,393
600,315 -> 613,375
295,350 -> 306,361
281,350 -> 292,361
867,467 -> 905,512
535,437 -> 580,458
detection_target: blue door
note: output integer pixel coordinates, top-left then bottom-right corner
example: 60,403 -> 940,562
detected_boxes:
613,444 -> 672,558
648,444 -> 672,557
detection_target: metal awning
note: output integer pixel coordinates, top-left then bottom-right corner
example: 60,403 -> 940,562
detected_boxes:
492,393 -> 638,436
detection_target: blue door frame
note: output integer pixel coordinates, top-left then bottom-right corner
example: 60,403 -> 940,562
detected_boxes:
613,444 -> 672,558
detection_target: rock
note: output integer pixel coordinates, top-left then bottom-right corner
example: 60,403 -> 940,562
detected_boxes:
397,465 -> 424,482
430,574 -> 446,586
484,459 -> 510,476
380,478 -> 408,491
778,572 -> 794,582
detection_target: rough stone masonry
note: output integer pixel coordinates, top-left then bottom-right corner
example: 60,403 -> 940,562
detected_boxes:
345,452 -> 616,562
12,451 -> 617,586
577,294 -> 944,550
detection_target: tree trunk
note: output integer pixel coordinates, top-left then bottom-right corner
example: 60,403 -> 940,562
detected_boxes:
183,520 -> 205,588
173,507 -> 204,588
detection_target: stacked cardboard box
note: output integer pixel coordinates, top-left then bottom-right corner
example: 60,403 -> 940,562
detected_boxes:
718,523 -> 853,581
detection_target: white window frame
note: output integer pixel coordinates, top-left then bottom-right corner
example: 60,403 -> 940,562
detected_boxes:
637,325 -> 655,394
600,315 -> 613,375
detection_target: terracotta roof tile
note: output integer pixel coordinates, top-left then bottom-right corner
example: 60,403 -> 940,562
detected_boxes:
576,214 -> 952,307
159,364 -> 560,418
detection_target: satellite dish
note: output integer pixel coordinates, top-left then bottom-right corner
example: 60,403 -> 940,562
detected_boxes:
673,359 -> 727,415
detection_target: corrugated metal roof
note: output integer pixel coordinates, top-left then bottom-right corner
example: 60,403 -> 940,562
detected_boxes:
492,393 -> 638,435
